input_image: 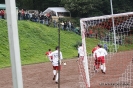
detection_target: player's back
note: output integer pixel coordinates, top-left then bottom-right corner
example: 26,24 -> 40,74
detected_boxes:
78,46 -> 84,56
95,48 -> 107,57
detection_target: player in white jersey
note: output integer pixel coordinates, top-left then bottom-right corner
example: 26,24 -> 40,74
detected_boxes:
93,45 -> 108,74
78,44 -> 84,58
48,46 -> 63,84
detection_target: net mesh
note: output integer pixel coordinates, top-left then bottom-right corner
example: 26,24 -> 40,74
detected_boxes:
80,12 -> 133,88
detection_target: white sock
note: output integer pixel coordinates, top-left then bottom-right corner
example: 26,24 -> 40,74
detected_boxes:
55,73 -> 58,82
103,66 -> 106,72
53,70 -> 56,75
100,65 -> 103,70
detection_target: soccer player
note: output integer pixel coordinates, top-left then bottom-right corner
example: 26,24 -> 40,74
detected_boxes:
45,49 -> 53,61
92,44 -> 101,72
93,45 -> 108,74
48,46 -> 63,84
78,43 -> 84,59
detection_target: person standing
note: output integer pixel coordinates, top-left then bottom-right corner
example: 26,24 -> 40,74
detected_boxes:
48,46 -> 63,84
78,44 -> 84,59
92,44 -> 101,71
103,43 -> 108,52
45,49 -> 53,61
93,45 -> 108,74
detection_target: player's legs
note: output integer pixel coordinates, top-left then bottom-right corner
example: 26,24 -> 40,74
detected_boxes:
55,65 -> 61,83
102,63 -> 106,73
100,56 -> 106,74
94,59 -> 98,72
96,57 -> 101,69
52,66 -> 57,80
55,72 -> 58,84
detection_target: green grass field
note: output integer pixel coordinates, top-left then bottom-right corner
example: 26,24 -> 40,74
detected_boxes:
0,19 -> 132,68
0,19 -> 94,68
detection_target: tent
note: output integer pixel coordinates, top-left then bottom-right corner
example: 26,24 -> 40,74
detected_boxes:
43,7 -> 71,17
0,4 -> 6,9
0,4 -> 18,9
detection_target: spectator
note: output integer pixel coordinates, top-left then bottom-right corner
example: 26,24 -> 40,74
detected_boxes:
0,10 -> 2,19
1,10 -> 5,19
68,21 -> 71,31
103,44 -> 108,52
18,11 -> 21,20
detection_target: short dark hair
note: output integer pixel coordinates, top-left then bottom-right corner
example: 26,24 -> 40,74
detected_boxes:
79,43 -> 82,46
55,46 -> 59,50
48,49 -> 51,51
98,44 -> 102,48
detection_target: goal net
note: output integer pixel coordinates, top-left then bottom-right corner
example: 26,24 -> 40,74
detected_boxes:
80,12 -> 133,88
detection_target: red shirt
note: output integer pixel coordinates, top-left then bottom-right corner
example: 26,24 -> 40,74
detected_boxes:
92,46 -> 99,53
45,51 -> 53,59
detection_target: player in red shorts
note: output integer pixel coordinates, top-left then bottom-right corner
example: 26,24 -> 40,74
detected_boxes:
48,46 -> 63,84
93,45 -> 108,74
92,44 -> 100,72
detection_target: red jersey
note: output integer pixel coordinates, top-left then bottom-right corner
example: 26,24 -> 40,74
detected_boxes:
45,51 -> 52,55
45,51 -> 53,60
92,46 -> 99,53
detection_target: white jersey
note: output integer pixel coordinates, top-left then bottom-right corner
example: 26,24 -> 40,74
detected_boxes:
78,46 -> 84,56
93,48 -> 107,58
48,50 -> 63,66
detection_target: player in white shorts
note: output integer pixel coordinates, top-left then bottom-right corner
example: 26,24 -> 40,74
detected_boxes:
48,46 -> 63,84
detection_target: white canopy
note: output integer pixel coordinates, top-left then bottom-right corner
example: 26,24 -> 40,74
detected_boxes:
43,7 -> 70,17
0,4 -> 18,9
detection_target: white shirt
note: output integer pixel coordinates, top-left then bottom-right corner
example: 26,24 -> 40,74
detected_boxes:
93,48 -> 107,58
48,50 -> 63,66
78,46 -> 84,56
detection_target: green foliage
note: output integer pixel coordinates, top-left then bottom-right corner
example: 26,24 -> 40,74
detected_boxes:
61,0 -> 133,17
61,0 -> 104,17
3,0 -> 131,17
124,36 -> 133,44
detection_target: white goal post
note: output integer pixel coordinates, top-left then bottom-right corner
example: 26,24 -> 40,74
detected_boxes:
80,11 -> 133,87
80,20 -> 90,88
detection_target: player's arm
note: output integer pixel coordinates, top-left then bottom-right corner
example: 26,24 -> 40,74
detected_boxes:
45,52 -> 48,55
48,52 -> 54,62
103,49 -> 108,55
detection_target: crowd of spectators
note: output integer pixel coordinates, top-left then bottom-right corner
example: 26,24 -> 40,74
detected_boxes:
0,9 -> 80,35
18,9 -> 51,25
17,9 -> 81,35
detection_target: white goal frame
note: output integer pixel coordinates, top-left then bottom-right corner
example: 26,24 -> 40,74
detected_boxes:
80,11 -> 133,87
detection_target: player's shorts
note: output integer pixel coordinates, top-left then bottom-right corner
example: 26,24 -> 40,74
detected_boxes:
53,65 -> 61,70
97,56 -> 105,64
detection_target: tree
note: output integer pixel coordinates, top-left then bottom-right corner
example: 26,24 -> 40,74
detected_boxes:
61,0 -> 133,17
0,0 -> 5,4
61,0 -> 105,17
15,0 -> 61,11
112,0 -> 133,14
